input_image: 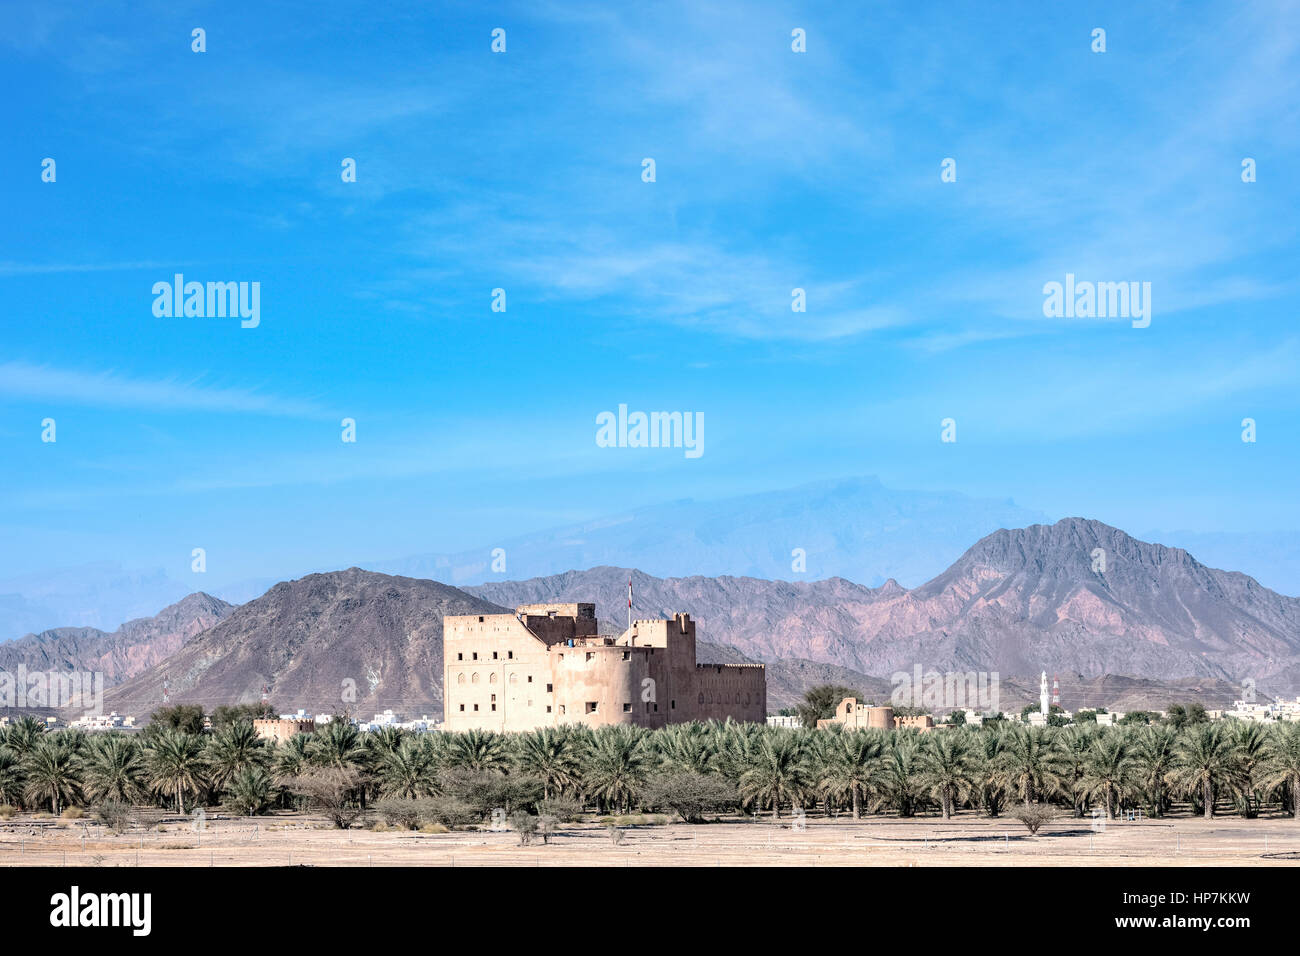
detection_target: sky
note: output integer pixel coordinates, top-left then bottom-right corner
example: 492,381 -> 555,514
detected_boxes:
2,0 -> 1298,594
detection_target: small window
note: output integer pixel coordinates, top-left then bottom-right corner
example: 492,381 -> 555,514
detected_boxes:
457,652 -> 463,661
546,683 -> 553,693
622,651 -> 630,661
478,616 -> 484,622
585,652 -> 594,662
493,651 -> 498,659
472,652 -> 478,660
459,704 -> 465,712
491,704 -> 497,712
623,703 -> 632,713
558,705 -> 565,715
491,694 -> 496,702
473,704 -> 479,712
527,676 -> 533,683
586,701 -> 598,714
671,700 -> 676,709
546,705 -> 552,713
508,651 -> 513,660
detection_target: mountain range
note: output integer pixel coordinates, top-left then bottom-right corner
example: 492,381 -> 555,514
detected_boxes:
7,477 -> 1300,644
372,476 -> 1049,588
4,516 -> 1296,719
470,518 -> 1300,689
0,592 -> 232,686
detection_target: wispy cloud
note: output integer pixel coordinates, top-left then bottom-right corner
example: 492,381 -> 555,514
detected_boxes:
0,261 -> 171,276
0,362 -> 326,417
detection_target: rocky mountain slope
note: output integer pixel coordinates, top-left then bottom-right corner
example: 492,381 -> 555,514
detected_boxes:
468,518 -> 1300,693
102,570 -> 504,718
0,592 -> 233,686
95,518 -> 1300,720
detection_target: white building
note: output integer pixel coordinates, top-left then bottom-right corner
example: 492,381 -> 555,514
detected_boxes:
71,711 -> 133,731
766,715 -> 800,729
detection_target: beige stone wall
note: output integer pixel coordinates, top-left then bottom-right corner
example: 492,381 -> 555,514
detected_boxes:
693,664 -> 766,722
816,697 -> 894,730
443,612 -> 553,733
443,606 -> 765,732
253,718 -> 315,742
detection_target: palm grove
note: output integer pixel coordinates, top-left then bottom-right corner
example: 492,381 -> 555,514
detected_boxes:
4,691 -> 1300,831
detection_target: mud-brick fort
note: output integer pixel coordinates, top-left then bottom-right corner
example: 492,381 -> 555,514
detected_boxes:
442,603 -> 766,732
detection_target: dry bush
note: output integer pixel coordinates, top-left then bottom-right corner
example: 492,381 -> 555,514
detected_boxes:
290,767 -> 366,829
1010,804 -> 1057,835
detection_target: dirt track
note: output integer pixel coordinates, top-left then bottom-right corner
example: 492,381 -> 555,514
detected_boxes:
3,812 -> 1300,867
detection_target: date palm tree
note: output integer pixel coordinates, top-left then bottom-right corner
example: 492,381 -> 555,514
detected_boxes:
273,732 -> 312,781
653,722 -> 717,775
3,716 -> 46,759
875,733 -> 924,818
445,728 -> 511,774
206,720 -> 266,791
1169,723 -> 1240,819
224,765 -> 275,816
1051,725 -> 1096,817
145,728 -> 207,813
738,731 -> 808,819
820,730 -> 884,819
972,725 -> 1009,817
364,725 -> 406,760
84,733 -> 145,804
515,727 -> 582,799
22,737 -> 83,814
1077,733 -> 1132,819
1129,723 -> 1178,817
1001,725 -> 1061,805
917,730 -> 978,819
0,746 -> 23,807
583,725 -> 650,814
374,737 -> 436,798
308,719 -> 365,770
1228,721 -> 1269,818
1262,721 -> 1300,820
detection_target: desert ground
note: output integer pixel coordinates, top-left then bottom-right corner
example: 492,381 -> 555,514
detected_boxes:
2,812 -> 1299,867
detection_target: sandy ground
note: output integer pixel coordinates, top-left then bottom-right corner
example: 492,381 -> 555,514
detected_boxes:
2,812 -> 1299,867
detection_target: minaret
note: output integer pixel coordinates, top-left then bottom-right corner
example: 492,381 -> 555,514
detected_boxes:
1040,671 -> 1050,716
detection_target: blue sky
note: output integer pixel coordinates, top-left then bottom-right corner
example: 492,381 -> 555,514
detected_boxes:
2,0 -> 1298,593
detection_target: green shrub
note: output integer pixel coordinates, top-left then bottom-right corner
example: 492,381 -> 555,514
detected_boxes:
538,796 -> 582,822
416,795 -> 479,830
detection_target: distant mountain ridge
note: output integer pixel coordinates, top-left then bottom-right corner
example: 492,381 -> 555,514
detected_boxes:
373,475 -> 1049,588
0,592 -> 233,687
47,517 -> 1300,721
102,569 -> 504,718
9,477 -> 1300,641
468,518 -> 1300,693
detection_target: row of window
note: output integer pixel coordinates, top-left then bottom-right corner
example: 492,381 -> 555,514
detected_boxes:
454,700 -> 673,716
454,672 -> 544,686
455,650 -> 514,661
